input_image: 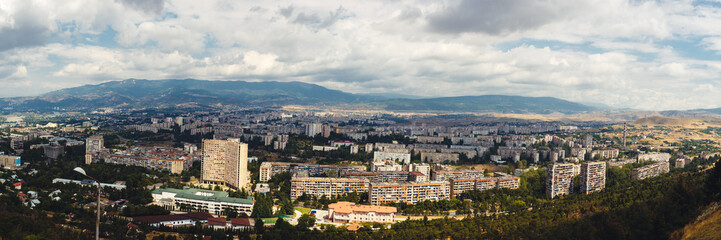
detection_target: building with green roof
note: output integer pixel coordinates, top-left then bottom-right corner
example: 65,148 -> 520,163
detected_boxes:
152,187 -> 254,216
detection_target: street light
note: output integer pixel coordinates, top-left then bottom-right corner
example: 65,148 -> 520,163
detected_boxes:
74,167 -> 100,240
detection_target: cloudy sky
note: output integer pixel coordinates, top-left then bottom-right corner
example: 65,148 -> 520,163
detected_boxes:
1,0 -> 721,110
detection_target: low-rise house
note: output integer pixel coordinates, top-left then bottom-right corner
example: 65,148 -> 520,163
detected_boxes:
328,201 -> 396,223
132,212 -> 213,227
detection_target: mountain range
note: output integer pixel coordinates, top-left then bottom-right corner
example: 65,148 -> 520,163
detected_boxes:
0,79 -> 598,114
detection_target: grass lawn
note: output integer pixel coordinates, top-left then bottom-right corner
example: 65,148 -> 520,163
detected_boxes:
295,207 -> 312,215
261,218 -> 278,224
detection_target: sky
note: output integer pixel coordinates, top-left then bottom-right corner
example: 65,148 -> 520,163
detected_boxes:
1,0 -> 721,110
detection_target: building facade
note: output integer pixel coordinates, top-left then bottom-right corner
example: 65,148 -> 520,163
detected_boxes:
201,138 -> 249,190
328,201 -> 396,223
369,181 -> 451,205
547,163 -> 576,198
290,177 -> 369,201
580,162 -> 606,194
151,188 -> 253,216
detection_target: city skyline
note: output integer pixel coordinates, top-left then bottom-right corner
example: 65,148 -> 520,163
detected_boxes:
2,0 -> 721,110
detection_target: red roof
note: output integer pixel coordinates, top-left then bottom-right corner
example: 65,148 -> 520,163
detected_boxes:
230,218 -> 251,226
409,171 -> 424,176
17,192 -> 26,197
13,182 -> 22,186
207,217 -> 226,226
132,212 -> 213,224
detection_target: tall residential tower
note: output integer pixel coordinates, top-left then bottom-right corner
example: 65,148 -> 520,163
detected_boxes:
546,163 -> 576,199
580,162 -> 606,194
201,138 -> 249,190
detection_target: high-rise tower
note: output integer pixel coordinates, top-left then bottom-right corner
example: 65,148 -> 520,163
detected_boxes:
201,138 -> 249,190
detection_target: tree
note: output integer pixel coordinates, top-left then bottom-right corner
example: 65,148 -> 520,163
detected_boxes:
281,200 -> 295,215
296,214 -> 316,230
254,218 -> 265,234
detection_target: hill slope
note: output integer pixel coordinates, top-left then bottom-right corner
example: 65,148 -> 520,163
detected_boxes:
371,95 -> 595,114
0,79 -> 374,111
672,201 -> 721,240
0,79 -> 596,114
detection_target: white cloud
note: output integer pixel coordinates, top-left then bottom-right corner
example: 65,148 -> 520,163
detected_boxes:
0,0 -> 721,111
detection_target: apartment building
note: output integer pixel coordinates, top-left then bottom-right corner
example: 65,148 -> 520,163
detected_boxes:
409,163 -> 431,176
346,171 -> 411,183
495,172 -> 521,189
259,162 -> 365,182
373,151 -> 411,164
201,138 -> 249,190
421,152 -> 459,163
290,177 -> 369,201
328,201 -> 397,223
370,159 -> 402,172
580,162 -> 606,194
475,178 -> 498,191
547,163 -> 576,198
449,179 -> 477,196
431,169 -> 485,181
369,181 -> 451,205
590,149 -> 619,160
0,154 -> 21,169
637,152 -> 671,162
632,161 -> 670,180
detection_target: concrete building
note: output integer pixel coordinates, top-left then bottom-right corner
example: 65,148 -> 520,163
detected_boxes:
590,149 -> 619,160
132,212 -> 213,227
431,169 -> 485,181
632,161 -> 670,180
676,157 -> 692,168
637,152 -> 671,162
421,152 -> 459,163
373,152 -> 411,164
152,188 -> 254,216
495,172 -> 521,189
580,162 -> 606,194
259,162 -> 365,182
547,163 -> 576,199
0,155 -> 21,169
369,181 -> 451,205
86,135 -> 104,154
43,145 -> 64,159
409,163 -> 431,177
290,177 -> 369,201
201,138 -> 250,190
370,160 -> 403,172
85,135 -> 104,164
52,178 -> 126,190
346,171 -> 411,183
305,123 -> 323,137
328,201 -> 396,223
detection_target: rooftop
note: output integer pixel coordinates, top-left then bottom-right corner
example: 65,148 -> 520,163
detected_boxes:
329,201 -> 396,214
152,187 -> 254,205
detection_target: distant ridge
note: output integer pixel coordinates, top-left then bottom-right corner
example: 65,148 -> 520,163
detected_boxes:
0,79 -> 376,111
370,95 -> 595,114
0,79 -> 596,114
